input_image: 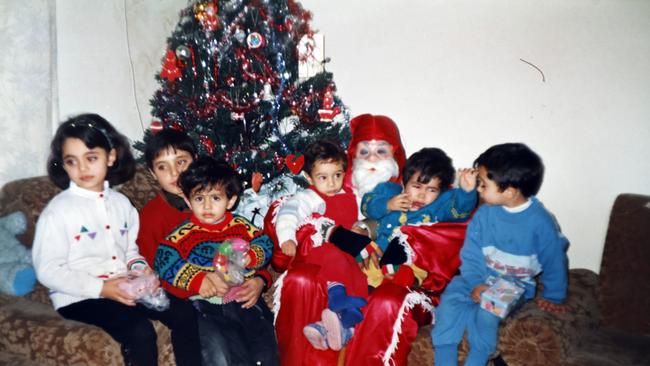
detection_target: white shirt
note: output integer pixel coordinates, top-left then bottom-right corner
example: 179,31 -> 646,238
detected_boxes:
32,181 -> 145,309
275,188 -> 326,244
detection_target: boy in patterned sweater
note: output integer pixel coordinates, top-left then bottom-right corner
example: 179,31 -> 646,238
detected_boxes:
155,157 -> 278,366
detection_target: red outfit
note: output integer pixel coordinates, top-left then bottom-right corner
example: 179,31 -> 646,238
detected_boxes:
271,216 -> 467,365
271,114 -> 466,365
137,193 -> 191,267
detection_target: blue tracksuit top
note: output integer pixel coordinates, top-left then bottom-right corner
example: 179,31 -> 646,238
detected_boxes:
361,181 -> 477,251
459,198 -> 568,303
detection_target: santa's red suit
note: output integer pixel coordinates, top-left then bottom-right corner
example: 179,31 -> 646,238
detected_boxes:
267,114 -> 468,365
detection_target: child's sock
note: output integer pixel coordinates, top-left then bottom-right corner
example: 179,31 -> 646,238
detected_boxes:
379,237 -> 408,266
321,308 -> 354,351
339,307 -> 363,328
327,283 -> 367,312
303,321 -> 328,350
328,227 -> 372,257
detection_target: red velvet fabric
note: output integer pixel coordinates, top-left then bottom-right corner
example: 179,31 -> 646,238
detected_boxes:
402,222 -> 467,306
270,202 -> 468,365
275,245 -> 367,366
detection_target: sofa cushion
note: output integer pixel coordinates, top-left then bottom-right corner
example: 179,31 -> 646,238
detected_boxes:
0,293 -> 174,366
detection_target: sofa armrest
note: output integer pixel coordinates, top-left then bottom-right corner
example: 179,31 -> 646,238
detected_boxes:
496,268 -> 599,366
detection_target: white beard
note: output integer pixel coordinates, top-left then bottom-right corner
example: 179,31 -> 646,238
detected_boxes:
351,158 -> 399,199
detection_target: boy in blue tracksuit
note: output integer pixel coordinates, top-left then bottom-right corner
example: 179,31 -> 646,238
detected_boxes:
431,143 -> 569,366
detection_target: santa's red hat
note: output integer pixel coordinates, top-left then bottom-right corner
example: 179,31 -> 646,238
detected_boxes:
346,114 -> 407,184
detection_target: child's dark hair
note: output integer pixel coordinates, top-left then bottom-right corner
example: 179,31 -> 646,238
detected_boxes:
474,143 -> 544,198
47,113 -> 135,189
143,129 -> 197,170
179,156 -> 242,207
303,140 -> 347,175
403,148 -> 455,192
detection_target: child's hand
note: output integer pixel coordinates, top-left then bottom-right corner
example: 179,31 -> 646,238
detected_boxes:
387,193 -> 411,212
458,168 -> 478,192
280,240 -> 297,256
101,277 -> 136,306
537,298 -> 569,313
200,272 -> 230,298
471,284 -> 489,303
236,277 -> 265,309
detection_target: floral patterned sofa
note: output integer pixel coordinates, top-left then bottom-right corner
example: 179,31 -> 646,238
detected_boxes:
0,165 -> 648,365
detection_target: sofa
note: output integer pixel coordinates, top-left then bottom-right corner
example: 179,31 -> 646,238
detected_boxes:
0,165 -> 648,365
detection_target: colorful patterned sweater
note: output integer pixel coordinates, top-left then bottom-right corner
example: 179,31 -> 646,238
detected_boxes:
154,212 -> 273,300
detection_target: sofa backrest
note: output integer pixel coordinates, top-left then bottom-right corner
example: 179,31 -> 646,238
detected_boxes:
598,193 -> 650,334
0,165 -> 158,249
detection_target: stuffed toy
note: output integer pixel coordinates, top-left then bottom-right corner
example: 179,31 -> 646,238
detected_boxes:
0,211 -> 36,296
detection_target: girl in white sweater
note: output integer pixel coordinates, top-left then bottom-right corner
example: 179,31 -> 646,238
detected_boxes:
32,114 -> 200,366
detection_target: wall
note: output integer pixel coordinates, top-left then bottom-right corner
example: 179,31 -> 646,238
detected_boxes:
7,0 -> 650,272
0,0 -> 54,187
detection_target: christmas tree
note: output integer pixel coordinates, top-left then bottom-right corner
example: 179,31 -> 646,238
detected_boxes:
136,0 -> 350,226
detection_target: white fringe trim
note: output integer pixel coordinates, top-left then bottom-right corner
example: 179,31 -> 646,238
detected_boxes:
270,196 -> 290,226
394,231 -> 415,265
382,290 -> 434,366
272,270 -> 288,325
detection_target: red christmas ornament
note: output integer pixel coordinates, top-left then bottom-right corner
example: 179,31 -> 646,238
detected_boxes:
199,135 -> 215,155
318,84 -> 340,122
285,154 -> 305,174
149,120 -> 163,134
160,49 -> 181,81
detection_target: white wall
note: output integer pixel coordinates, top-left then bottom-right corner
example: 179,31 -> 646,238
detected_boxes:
0,0 -> 53,187
18,0 -> 650,272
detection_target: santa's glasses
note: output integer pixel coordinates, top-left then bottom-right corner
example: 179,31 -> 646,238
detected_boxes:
355,140 -> 393,160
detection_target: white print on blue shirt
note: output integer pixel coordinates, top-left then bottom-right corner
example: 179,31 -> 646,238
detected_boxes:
482,245 -> 542,286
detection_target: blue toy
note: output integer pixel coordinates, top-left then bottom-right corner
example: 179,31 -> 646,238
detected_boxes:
0,211 -> 36,296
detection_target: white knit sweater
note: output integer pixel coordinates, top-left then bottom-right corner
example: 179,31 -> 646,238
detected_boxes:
32,181 -> 146,309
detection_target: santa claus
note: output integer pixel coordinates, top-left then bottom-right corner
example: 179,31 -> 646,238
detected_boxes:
271,114 -> 466,366
346,114 -> 406,216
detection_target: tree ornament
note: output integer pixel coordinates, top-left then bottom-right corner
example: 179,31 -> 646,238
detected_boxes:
262,83 -> 274,101
246,32 -> 265,49
273,152 -> 284,171
251,172 -> 263,193
195,1 -> 220,31
234,28 -> 246,43
199,135 -> 215,155
231,112 -> 245,121
150,120 -> 163,133
285,154 -> 305,174
318,84 -> 340,122
160,49 -> 181,81
278,116 -> 298,136
175,45 -> 191,61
